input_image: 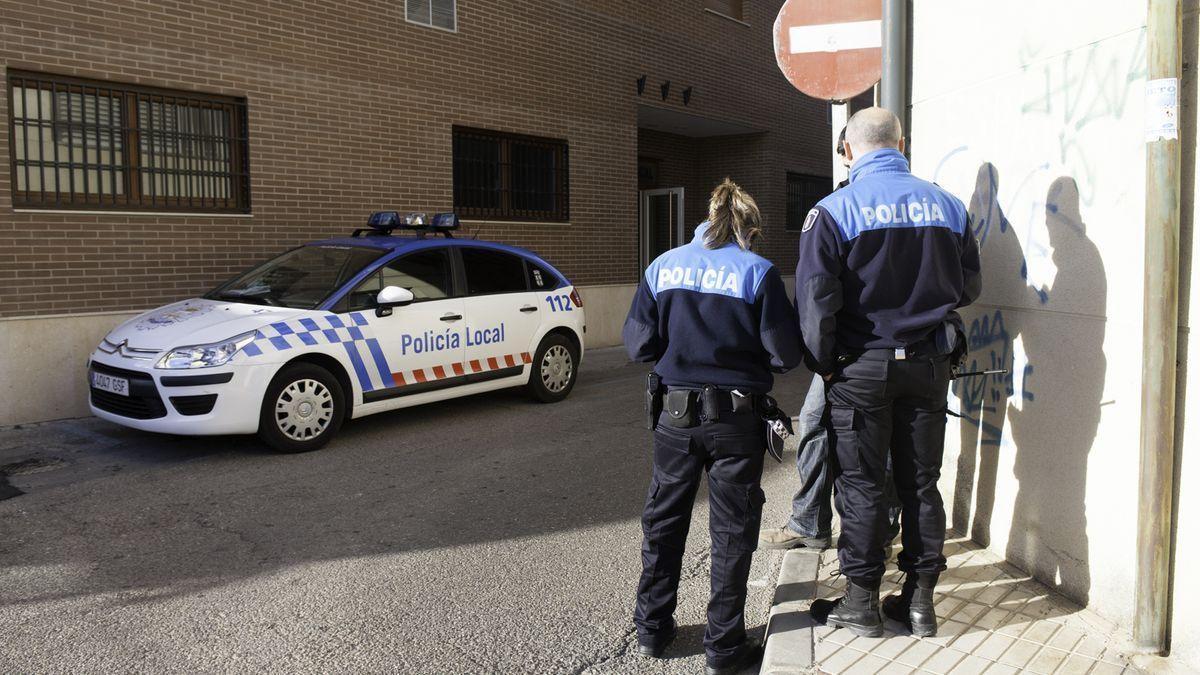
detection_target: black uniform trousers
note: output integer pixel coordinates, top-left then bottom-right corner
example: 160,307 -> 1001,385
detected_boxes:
634,408 -> 766,664
826,353 -> 952,584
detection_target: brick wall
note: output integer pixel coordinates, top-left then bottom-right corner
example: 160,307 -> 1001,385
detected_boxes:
0,0 -> 828,318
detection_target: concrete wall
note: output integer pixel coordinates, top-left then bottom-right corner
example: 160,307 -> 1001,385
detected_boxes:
0,311 -> 137,426
578,284 -> 638,351
911,0 -> 1148,641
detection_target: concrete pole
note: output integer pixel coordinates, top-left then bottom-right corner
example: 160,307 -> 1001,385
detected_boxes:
1135,0 -> 1182,655
880,0 -> 908,124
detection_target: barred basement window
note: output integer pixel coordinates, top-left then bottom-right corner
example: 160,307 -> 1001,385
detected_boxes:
453,127 -> 570,223
7,71 -> 250,212
786,172 -> 833,231
406,0 -> 456,31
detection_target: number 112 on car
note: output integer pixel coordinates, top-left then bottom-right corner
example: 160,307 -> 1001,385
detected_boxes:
547,294 -> 574,312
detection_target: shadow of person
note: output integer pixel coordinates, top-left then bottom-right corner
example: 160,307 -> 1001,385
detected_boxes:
1004,176 -> 1103,605
954,163 -> 1027,546
661,623 -> 708,659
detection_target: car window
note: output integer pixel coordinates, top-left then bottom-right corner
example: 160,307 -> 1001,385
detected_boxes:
527,261 -> 557,291
384,249 -> 453,300
342,248 -> 454,312
207,246 -> 384,310
462,248 -> 528,295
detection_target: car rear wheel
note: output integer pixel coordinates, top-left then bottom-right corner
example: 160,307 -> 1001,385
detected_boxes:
258,363 -> 345,453
527,333 -> 579,403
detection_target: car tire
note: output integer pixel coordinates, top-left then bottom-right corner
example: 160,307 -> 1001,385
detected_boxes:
527,333 -> 579,403
258,363 -> 346,453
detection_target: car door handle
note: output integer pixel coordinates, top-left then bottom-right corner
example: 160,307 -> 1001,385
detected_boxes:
520,305 -> 538,313
440,313 -> 463,322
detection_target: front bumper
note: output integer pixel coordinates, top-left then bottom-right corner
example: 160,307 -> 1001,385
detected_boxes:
87,352 -> 277,436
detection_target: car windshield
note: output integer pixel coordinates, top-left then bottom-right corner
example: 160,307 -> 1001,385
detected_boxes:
206,245 -> 385,309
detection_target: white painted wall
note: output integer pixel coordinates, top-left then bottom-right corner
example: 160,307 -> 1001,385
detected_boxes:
911,0 -> 1148,642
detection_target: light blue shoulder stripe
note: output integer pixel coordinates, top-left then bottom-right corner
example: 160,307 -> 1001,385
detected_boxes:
817,174 -> 968,241
645,241 -> 771,303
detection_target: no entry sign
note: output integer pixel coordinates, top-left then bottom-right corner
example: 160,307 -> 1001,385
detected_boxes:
773,0 -> 882,102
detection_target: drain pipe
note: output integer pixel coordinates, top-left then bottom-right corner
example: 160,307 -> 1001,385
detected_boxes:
1135,0 -> 1182,655
880,0 -> 908,129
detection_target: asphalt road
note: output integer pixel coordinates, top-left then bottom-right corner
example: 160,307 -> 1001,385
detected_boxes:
0,347 -> 813,674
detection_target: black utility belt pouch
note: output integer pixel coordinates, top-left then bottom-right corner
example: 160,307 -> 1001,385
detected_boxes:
663,390 -> 698,428
645,373 -> 664,430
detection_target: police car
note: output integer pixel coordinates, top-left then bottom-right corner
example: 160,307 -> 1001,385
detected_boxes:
87,212 -> 585,452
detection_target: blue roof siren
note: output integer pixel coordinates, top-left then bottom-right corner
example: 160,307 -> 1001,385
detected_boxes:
354,211 -> 459,238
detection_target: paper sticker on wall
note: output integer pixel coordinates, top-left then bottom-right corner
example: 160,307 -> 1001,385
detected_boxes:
1146,78 -> 1179,142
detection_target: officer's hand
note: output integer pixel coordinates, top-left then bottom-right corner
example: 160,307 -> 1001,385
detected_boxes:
822,373 -> 833,382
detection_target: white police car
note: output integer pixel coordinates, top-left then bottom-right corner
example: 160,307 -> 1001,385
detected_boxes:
87,212 -> 585,452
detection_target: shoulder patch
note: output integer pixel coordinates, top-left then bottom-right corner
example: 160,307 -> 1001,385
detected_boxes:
801,208 -> 819,233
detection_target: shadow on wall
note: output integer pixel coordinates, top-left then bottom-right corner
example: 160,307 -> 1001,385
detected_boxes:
952,165 -> 1106,606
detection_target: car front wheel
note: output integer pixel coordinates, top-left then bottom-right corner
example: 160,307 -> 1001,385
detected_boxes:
258,363 -> 345,452
527,333 -> 579,403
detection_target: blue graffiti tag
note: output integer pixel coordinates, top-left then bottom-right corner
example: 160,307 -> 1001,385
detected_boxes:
954,310 -> 1035,446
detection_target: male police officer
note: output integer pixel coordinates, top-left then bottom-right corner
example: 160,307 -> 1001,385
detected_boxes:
761,128 -> 902,553
797,108 -> 981,638
625,179 -> 801,674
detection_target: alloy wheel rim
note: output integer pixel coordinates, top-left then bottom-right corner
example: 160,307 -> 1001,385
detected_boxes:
541,345 -> 573,393
275,378 -> 334,441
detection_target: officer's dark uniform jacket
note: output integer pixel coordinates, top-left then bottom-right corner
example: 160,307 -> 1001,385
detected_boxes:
796,148 -> 982,374
624,223 -> 802,390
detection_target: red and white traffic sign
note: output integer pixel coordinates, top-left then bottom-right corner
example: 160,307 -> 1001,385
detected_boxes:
773,0 -> 882,102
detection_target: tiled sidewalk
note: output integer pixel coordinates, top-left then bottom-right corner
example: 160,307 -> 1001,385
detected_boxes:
812,536 -> 1138,674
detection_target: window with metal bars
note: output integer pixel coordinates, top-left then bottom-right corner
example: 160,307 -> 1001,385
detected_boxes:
452,127 -> 570,223
406,0 -> 456,31
7,71 -> 250,212
786,172 -> 833,231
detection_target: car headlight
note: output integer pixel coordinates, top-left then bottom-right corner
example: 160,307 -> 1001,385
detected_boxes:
156,331 -> 258,369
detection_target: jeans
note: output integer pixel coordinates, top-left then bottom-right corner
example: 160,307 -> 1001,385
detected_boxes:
788,376 -> 902,540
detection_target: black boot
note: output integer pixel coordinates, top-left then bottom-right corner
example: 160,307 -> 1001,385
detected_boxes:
704,637 -> 763,675
636,619 -> 677,658
810,578 -> 883,637
882,573 -> 938,637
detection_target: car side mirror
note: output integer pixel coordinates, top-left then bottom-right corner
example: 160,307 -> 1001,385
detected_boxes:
375,286 -> 414,317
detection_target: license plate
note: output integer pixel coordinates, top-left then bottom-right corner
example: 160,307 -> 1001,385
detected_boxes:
91,371 -> 129,397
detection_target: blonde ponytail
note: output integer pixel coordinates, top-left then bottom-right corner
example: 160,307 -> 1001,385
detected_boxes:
704,178 -> 762,250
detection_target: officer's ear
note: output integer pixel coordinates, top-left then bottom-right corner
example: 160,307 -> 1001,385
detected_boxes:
898,137 -> 906,154
842,141 -> 854,164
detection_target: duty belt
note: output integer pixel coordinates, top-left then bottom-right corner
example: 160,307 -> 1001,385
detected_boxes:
643,377 -> 793,463
665,386 -> 760,415
840,337 -> 941,363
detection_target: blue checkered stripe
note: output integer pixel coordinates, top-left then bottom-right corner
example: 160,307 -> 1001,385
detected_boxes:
243,312 -> 371,356
242,312 -> 394,393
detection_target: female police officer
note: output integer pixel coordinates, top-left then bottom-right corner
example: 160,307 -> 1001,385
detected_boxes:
623,179 -> 802,675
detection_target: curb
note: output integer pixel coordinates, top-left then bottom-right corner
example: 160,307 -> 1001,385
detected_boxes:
761,548 -> 822,674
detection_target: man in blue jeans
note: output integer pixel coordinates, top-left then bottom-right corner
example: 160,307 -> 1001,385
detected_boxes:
759,131 -> 901,550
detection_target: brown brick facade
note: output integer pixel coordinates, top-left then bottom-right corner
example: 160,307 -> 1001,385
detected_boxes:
0,0 -> 829,318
